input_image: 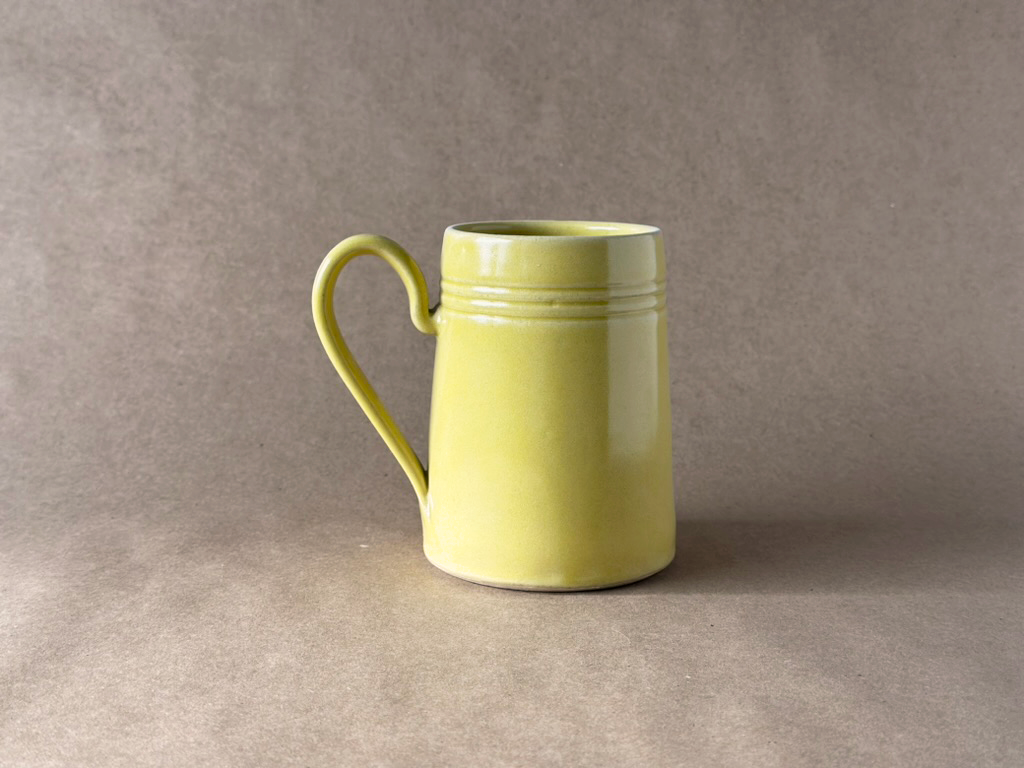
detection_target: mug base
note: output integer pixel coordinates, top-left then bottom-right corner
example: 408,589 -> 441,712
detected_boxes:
424,553 -> 674,592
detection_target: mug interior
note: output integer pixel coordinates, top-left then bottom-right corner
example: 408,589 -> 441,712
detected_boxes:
449,220 -> 659,238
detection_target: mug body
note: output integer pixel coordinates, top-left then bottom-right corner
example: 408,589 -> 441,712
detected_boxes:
423,221 -> 675,590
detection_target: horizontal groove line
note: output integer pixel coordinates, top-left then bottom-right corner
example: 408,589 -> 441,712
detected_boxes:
439,296 -> 665,318
442,278 -> 666,289
441,281 -> 665,304
439,305 -> 665,320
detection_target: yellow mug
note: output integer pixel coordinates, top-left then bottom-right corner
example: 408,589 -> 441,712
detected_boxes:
313,221 -> 675,590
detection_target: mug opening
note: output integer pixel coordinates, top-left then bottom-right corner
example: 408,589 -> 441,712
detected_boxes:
449,220 -> 659,238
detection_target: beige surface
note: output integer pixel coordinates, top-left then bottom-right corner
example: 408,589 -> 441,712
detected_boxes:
2,1 -> 1023,765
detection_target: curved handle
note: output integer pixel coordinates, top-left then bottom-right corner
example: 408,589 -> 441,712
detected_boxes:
312,234 -> 436,507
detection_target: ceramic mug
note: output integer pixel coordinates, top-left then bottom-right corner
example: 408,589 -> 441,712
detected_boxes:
312,221 -> 675,590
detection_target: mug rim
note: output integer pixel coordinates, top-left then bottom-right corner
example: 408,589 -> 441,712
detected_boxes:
447,220 -> 660,240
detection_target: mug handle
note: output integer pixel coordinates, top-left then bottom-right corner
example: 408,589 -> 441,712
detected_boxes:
312,234 -> 436,507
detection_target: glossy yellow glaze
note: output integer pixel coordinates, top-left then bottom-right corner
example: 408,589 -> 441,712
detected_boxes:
313,221 -> 675,590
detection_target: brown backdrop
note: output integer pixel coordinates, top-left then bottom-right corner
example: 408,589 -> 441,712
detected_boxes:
3,1 -> 1022,765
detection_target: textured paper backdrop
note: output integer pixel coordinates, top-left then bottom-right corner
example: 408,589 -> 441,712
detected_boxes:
2,1 -> 1023,766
